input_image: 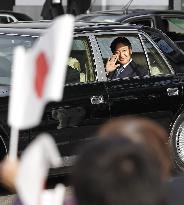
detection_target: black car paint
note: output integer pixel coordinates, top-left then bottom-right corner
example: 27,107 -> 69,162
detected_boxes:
30,81 -> 110,157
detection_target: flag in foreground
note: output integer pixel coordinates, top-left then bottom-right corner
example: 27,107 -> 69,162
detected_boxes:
8,14 -> 74,129
16,134 -> 62,205
41,184 -> 65,205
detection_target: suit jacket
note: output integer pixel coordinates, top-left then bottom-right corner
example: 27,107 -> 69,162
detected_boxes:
109,60 -> 148,80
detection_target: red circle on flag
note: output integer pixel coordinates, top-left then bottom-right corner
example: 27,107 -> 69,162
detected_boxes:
35,52 -> 49,98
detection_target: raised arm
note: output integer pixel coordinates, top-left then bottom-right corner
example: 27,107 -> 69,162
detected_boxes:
105,54 -> 120,73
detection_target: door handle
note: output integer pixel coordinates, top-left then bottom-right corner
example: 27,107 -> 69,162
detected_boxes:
167,87 -> 179,96
147,94 -> 156,99
90,95 -> 104,104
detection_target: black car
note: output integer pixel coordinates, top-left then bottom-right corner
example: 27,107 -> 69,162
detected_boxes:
0,21 -> 184,174
0,10 -> 33,23
77,9 -> 184,50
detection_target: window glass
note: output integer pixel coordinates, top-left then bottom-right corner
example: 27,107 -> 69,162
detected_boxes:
65,37 -> 95,84
129,19 -> 152,27
0,34 -> 36,85
8,17 -> 14,23
144,27 -> 184,64
0,35 -> 94,86
0,16 -> 9,23
141,35 -> 171,76
96,34 -> 149,76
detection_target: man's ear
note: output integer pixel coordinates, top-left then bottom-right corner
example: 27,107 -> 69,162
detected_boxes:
130,48 -> 133,55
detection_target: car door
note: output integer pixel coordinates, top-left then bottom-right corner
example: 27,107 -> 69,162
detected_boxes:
96,31 -> 184,130
30,35 -> 110,161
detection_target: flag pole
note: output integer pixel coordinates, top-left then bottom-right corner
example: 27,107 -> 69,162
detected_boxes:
9,127 -> 19,160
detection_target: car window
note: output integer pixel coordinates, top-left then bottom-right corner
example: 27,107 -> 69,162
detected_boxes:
8,16 -> 15,23
141,34 -> 171,76
0,34 -> 36,85
96,34 -> 149,78
0,16 -> 9,24
65,37 -> 95,84
128,19 -> 153,27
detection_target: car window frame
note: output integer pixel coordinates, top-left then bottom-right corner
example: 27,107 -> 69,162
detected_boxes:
142,26 -> 184,66
139,31 -> 175,76
88,33 -> 107,82
93,29 -> 174,80
64,33 -> 98,86
93,29 -> 145,81
0,14 -> 17,23
94,30 -> 154,81
94,32 -> 148,73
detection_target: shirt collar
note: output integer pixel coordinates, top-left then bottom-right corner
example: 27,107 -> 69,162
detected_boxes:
123,58 -> 132,68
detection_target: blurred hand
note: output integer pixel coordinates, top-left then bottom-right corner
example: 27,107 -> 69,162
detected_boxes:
0,156 -> 19,192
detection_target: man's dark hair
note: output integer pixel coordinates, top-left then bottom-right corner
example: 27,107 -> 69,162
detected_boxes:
110,36 -> 132,53
72,137 -> 163,205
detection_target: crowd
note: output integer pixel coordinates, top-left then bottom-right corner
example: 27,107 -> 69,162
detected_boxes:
0,115 -> 184,205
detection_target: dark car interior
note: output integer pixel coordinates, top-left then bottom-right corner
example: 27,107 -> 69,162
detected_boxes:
65,50 -> 87,84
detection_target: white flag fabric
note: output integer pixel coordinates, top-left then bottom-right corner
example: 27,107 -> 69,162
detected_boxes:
41,184 -> 65,205
8,15 -> 74,129
52,0 -> 61,3
16,133 -> 62,205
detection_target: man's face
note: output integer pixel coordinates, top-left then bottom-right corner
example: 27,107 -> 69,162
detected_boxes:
114,43 -> 132,65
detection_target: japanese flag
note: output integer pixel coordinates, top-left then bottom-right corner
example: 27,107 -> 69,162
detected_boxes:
52,0 -> 61,3
16,134 -> 62,205
41,184 -> 65,205
8,14 -> 74,129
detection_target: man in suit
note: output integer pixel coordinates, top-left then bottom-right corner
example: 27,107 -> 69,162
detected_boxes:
41,0 -> 64,20
106,37 -> 148,80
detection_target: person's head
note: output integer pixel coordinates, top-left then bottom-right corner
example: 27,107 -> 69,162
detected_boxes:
110,36 -> 132,65
98,116 -> 171,180
72,137 -> 163,205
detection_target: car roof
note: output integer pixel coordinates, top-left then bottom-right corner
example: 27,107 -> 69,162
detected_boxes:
0,21 -> 51,29
91,9 -> 184,15
77,9 -> 184,22
0,20 -> 142,34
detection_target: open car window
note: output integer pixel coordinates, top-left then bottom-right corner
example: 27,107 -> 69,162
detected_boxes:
65,37 -> 95,85
96,34 -> 149,79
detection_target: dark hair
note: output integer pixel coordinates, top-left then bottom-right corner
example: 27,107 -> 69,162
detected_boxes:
110,37 -> 132,53
98,116 -> 171,180
72,137 -> 163,205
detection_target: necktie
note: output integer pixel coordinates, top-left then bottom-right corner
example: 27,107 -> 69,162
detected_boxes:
116,66 -> 124,78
